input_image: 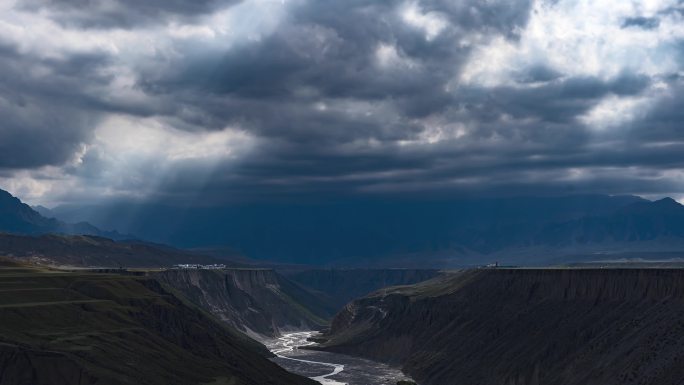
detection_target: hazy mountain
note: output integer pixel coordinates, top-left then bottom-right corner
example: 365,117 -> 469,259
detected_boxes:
0,189 -> 57,234
31,204 -> 55,218
16,190 -> 684,267
534,198 -> 684,245
49,195 -> 646,265
0,188 -> 126,240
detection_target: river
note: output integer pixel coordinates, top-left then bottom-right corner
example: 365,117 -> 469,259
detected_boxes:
267,331 -> 415,385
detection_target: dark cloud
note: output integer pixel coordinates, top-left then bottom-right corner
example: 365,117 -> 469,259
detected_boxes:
659,4 -> 684,18
456,74 -> 650,126
0,43 -> 112,169
621,16 -> 660,30
84,8 -> 684,199
3,0 -> 684,204
627,79 -> 684,143
156,71 -> 672,203
138,0 -> 535,141
18,0 -> 242,28
514,65 -> 562,84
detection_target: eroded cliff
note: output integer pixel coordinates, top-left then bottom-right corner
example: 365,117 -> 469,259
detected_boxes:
318,268 -> 684,385
156,268 -> 335,338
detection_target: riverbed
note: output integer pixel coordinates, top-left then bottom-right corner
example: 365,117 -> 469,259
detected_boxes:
267,331 -> 415,385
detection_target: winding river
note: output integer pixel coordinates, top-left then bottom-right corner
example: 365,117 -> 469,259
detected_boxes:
268,331 -> 415,385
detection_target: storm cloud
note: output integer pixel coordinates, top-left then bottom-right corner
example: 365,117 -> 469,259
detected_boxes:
19,0 -> 243,28
1,0 -> 684,205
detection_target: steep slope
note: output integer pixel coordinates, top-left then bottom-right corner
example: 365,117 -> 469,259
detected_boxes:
31,205 -> 55,218
0,189 -> 55,233
0,260 -> 318,385
0,188 -> 123,239
0,233 -> 230,267
318,269 -> 684,385
286,269 -> 440,310
155,269 -> 335,338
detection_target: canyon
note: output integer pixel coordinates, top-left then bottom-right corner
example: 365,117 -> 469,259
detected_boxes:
6,250 -> 684,384
155,267 -> 439,339
5,190 -> 684,384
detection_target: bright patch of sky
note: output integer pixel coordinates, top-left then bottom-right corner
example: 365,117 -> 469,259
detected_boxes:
461,0 -> 684,86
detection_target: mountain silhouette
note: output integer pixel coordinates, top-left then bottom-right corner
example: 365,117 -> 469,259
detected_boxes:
0,188 -> 125,239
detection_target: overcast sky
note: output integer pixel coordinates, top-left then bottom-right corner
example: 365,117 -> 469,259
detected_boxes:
1,0 -> 684,206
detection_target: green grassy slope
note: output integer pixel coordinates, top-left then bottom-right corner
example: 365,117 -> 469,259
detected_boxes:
0,233 -> 231,267
0,260 -> 317,385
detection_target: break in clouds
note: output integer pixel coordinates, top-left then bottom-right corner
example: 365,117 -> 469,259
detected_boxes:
1,0 -> 684,205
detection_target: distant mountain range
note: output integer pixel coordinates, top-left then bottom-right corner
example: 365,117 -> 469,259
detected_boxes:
6,187 -> 684,267
44,193 -> 684,266
0,189 -> 237,267
535,197 -> 684,245
0,188 -> 125,240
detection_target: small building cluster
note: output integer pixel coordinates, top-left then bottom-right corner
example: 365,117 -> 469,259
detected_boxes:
171,263 -> 227,270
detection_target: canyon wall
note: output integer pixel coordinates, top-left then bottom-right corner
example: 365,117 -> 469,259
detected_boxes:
286,269 -> 441,310
156,268 -> 335,338
319,268 -> 684,385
